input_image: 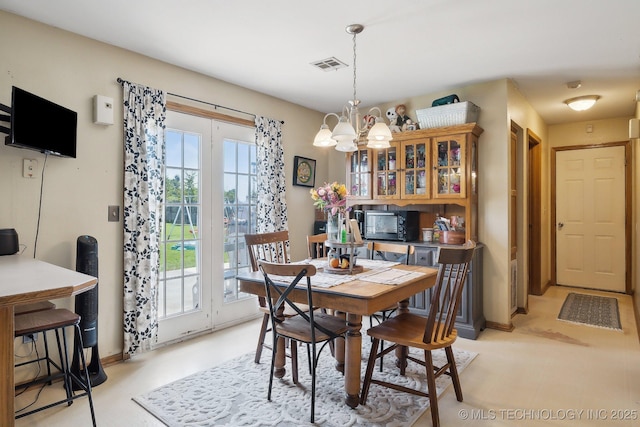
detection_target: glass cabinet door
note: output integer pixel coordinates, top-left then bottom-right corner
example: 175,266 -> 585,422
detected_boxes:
401,141 -> 429,199
433,135 -> 465,198
346,147 -> 371,199
373,144 -> 399,199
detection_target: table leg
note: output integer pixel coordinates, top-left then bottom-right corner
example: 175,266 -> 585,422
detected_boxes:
333,310 -> 345,373
1,305 -> 15,427
395,299 -> 410,373
344,313 -> 362,408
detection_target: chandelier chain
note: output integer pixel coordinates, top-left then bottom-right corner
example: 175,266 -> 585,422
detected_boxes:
352,30 -> 357,102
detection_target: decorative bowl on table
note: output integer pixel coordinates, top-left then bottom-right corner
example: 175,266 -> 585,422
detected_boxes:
325,254 -> 363,274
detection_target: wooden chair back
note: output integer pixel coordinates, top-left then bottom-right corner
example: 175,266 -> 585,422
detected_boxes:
244,230 -> 290,272
424,240 -> 476,344
306,233 -> 327,259
258,261 -> 335,340
368,241 -> 415,265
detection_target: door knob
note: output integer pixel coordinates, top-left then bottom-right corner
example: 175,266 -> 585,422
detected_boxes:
558,222 -> 564,230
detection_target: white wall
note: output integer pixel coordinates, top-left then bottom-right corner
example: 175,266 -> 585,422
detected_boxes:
0,11 -> 326,359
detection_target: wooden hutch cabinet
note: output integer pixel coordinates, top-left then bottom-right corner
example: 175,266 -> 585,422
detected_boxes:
346,122 -> 485,338
346,122 -> 483,242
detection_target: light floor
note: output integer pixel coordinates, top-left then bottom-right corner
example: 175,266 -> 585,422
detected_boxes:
15,286 -> 640,427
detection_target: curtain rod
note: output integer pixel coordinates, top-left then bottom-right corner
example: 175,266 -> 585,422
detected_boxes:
116,77 -> 284,124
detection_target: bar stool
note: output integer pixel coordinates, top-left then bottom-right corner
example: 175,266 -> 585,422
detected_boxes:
14,308 -> 96,426
14,301 -> 56,383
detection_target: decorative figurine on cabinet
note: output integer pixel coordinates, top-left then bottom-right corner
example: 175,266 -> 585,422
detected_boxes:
388,104 -> 417,132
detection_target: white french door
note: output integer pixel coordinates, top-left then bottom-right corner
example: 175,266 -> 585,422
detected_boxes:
157,111 -> 258,345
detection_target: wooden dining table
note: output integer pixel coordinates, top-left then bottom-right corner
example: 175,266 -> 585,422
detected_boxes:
0,255 -> 97,427
237,259 -> 438,408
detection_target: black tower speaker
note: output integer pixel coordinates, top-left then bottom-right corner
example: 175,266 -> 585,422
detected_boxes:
71,235 -> 107,388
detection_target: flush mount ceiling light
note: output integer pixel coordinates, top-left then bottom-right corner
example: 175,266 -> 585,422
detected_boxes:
313,24 -> 393,152
564,95 -> 600,111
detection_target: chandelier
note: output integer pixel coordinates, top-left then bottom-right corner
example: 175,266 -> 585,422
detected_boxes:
313,24 -> 393,152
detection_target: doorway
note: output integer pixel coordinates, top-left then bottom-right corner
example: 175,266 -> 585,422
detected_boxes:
527,130 -> 542,295
551,143 -> 630,293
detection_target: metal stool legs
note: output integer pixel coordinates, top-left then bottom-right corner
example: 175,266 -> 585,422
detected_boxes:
14,309 -> 96,426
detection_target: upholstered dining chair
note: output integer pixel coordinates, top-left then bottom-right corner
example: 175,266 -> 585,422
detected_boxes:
258,260 -> 348,423
244,231 -> 307,381
368,241 -> 415,369
360,241 -> 476,427
306,233 -> 328,259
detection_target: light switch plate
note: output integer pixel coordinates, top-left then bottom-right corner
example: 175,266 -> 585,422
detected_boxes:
23,159 -> 38,178
108,205 -> 120,222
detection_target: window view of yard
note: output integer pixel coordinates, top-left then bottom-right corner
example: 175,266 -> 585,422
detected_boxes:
159,129 -> 201,318
223,139 -> 257,303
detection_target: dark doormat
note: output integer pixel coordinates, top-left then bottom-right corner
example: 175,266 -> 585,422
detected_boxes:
558,292 -> 622,330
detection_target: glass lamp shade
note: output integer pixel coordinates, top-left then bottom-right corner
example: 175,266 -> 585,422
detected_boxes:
313,125 -> 337,147
331,118 -> 357,143
335,140 -> 357,152
564,95 -> 600,111
366,121 -> 393,149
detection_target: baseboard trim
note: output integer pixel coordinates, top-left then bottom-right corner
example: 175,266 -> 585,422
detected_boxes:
485,320 -> 515,332
101,352 -> 124,367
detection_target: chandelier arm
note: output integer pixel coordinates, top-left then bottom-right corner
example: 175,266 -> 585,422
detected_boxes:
323,112 -> 341,126
367,106 -> 383,118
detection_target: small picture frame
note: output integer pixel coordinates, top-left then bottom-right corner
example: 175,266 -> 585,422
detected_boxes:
292,156 -> 316,187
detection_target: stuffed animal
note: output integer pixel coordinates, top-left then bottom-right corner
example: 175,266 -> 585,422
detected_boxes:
394,104 -> 416,131
386,107 -> 401,133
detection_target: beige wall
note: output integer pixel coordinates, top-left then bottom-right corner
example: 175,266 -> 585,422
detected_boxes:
0,11 -> 326,359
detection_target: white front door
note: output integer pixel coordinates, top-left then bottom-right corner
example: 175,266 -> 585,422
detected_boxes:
555,145 -> 625,292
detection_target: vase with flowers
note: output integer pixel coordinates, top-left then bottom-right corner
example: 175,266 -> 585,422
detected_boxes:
310,182 -> 350,242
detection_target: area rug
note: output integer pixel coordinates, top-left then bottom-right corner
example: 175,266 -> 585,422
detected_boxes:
133,340 -> 477,427
557,292 -> 622,330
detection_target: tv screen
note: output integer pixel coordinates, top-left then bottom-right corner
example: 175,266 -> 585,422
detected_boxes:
5,86 -> 77,158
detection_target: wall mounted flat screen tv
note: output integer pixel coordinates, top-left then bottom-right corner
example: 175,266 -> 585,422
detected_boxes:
5,86 -> 77,158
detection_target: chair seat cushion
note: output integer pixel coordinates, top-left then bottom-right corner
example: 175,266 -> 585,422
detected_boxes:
366,312 -> 457,349
276,313 -> 348,343
14,308 -> 80,337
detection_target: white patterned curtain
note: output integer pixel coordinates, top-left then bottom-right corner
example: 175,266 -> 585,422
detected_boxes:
254,117 -> 289,233
121,81 -> 166,356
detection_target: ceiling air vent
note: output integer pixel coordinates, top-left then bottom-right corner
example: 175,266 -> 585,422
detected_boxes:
311,57 -> 348,71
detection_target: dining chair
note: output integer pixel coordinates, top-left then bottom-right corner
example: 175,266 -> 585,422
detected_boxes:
258,260 -> 348,423
368,241 -> 415,370
306,233 -> 328,259
244,231 -> 307,382
360,241 -> 476,427
306,232 -> 336,356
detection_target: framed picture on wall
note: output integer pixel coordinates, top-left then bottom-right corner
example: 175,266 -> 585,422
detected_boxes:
293,156 -> 316,187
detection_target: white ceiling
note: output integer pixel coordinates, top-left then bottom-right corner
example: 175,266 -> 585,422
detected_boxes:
1,0 -> 639,125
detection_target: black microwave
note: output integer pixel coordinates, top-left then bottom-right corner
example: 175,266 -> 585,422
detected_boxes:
364,210 -> 420,241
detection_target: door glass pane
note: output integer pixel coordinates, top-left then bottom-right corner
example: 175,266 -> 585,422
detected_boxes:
223,139 -> 256,303
160,129 -> 202,319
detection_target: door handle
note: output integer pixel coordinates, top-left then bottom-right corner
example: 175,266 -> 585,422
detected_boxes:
558,222 -> 564,230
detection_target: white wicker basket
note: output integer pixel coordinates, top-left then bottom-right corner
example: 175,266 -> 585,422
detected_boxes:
415,101 -> 480,129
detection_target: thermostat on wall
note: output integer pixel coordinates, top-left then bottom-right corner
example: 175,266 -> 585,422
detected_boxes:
93,95 -> 114,125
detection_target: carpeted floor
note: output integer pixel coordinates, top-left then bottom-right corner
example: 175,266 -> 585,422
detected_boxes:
557,292 -> 622,330
133,340 -> 477,427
